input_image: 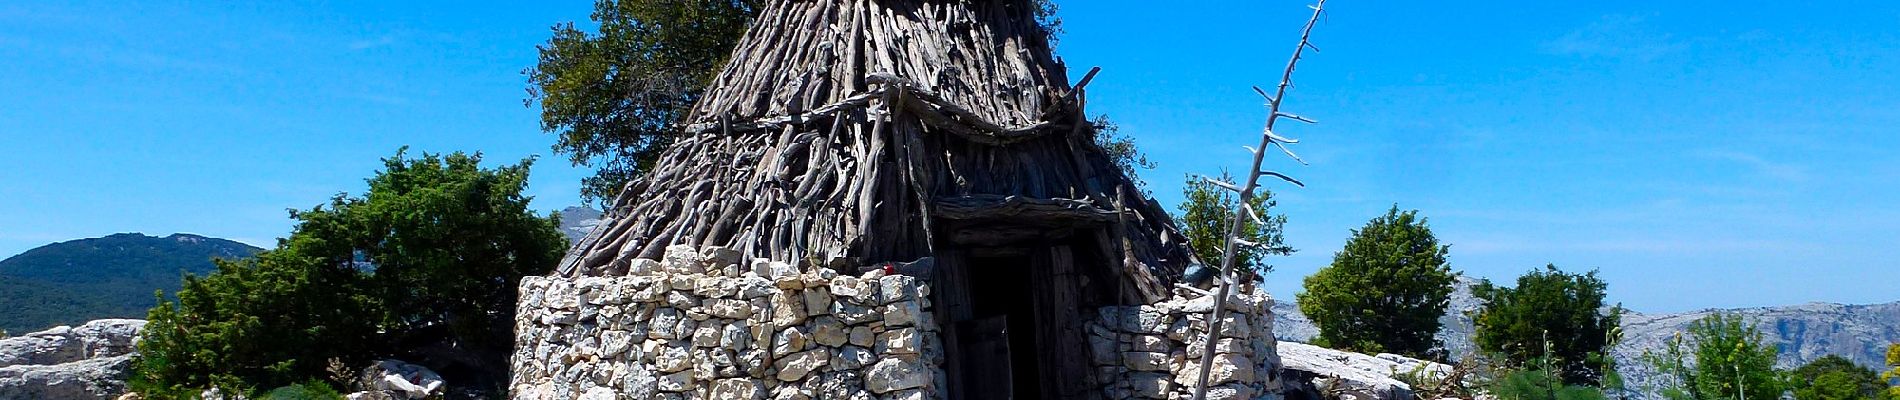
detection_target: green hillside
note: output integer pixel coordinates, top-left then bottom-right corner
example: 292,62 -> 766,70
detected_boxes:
0,233 -> 261,333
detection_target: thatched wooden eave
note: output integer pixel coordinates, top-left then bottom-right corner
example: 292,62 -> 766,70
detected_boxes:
557,0 -> 1197,304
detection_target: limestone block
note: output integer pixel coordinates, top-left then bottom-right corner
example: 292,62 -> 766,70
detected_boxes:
656,369 -> 695,392
771,290 -> 809,327
720,320 -> 751,350
1171,353 -> 1252,386
663,244 -> 706,274
833,301 -> 878,325
711,378 -> 765,400
654,340 -> 694,373
772,326 -> 809,355
810,316 -> 848,347
630,258 -> 663,275
882,300 -> 921,327
875,328 -> 920,355
772,349 -> 831,382
692,323 -> 723,348
832,345 -> 875,370
803,287 -> 834,317
707,299 -> 755,320
847,326 -> 874,347
876,275 -> 915,305
864,356 -> 928,394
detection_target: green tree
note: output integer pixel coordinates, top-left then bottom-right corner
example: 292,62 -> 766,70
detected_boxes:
132,245 -> 379,397
1884,344 -> 1900,398
133,150 -> 565,397
528,0 -> 1067,206
1297,205 -> 1455,357
1091,114 -> 1155,190
1472,265 -> 1622,386
1174,172 -> 1291,275
525,0 -> 762,205
1640,313 -> 1782,400
1789,355 -> 1886,400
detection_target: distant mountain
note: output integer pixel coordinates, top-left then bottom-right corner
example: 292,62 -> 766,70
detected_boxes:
0,233 -> 261,333
1271,278 -> 1900,391
555,206 -> 605,245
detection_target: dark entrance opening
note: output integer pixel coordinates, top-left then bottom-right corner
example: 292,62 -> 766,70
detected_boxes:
963,253 -> 1041,399
935,229 -> 1113,400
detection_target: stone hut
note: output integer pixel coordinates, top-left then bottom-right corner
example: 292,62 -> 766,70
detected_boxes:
511,1 -> 1284,399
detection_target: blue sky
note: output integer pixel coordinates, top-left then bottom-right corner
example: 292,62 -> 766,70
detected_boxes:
2,1 -> 1896,313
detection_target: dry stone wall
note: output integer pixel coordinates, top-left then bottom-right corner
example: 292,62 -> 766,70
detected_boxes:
1088,289 -> 1283,400
511,245 -> 944,400
513,244 -> 1283,400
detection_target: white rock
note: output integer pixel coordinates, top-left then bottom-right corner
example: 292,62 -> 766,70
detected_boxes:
772,327 -> 809,355
630,258 -> 664,275
876,328 -> 921,355
663,244 -> 706,274
772,349 -> 830,381
711,378 -> 765,400
877,276 -> 915,304
578,386 -> 616,400
1277,341 -> 1442,400
702,246 -> 744,272
1172,353 -> 1252,386
363,359 -> 445,399
657,369 -> 696,392
864,356 -> 928,393
771,290 -> 809,327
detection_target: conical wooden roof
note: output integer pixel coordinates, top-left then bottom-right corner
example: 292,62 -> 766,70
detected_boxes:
560,0 -> 1195,302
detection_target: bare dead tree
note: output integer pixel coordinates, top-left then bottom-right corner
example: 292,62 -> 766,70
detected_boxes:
1191,1 -> 1329,399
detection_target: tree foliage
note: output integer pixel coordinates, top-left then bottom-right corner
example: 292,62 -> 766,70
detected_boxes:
133,150 -> 565,397
1174,171 -> 1291,275
1640,313 -> 1782,400
1789,355 -> 1887,400
525,0 -> 762,205
1297,206 -> 1455,358
1885,344 -> 1900,398
528,0 -> 1067,205
1473,265 -> 1622,386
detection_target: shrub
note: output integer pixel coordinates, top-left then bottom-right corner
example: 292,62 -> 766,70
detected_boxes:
132,150 -> 565,397
1175,172 -> 1292,275
1298,206 -> 1455,357
1788,355 -> 1886,400
1639,313 -> 1781,400
1472,265 -> 1622,386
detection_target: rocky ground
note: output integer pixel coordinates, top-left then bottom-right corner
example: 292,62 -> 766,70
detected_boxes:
0,319 -> 144,400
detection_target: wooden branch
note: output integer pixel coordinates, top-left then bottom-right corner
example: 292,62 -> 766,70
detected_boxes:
1193,1 -> 1328,399
933,194 -> 1120,224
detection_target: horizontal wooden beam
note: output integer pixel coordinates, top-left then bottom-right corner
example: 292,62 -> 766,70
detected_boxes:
934,195 -> 1119,224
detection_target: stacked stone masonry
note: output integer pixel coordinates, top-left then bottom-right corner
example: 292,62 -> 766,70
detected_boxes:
511,245 -> 945,400
512,244 -> 1282,400
1088,290 -> 1283,400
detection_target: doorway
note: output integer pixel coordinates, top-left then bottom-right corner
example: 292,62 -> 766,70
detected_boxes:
938,244 -> 1096,400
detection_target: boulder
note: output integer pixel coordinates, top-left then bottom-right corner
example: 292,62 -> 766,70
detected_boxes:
0,319 -> 147,400
357,360 -> 446,400
0,354 -> 134,400
1277,341 -> 1452,400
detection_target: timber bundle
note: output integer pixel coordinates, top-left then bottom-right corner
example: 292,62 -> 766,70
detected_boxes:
558,0 -> 1200,304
